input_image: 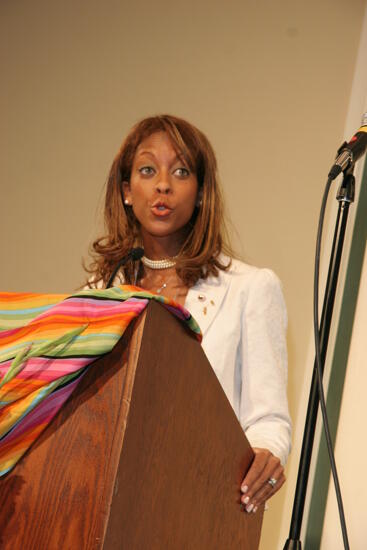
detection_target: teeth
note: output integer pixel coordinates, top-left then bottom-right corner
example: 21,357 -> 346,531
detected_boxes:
157,206 -> 165,210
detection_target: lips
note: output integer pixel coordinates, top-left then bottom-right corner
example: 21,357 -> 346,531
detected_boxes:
151,201 -> 172,217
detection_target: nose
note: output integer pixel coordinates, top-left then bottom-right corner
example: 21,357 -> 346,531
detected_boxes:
156,170 -> 172,194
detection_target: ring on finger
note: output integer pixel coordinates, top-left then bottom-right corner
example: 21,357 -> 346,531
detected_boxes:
267,477 -> 277,488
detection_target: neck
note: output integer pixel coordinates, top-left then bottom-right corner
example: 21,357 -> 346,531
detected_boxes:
141,235 -> 183,260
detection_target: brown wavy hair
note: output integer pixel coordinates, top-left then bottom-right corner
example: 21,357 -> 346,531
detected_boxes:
85,114 -> 233,287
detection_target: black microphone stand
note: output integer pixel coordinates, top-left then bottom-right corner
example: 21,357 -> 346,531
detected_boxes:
283,168 -> 355,549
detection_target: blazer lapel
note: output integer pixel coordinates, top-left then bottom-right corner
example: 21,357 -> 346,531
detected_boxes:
185,271 -> 230,336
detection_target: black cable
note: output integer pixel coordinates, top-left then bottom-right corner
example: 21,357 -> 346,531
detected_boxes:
106,247 -> 144,288
313,176 -> 350,549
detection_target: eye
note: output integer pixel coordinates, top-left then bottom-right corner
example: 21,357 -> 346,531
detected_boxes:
174,167 -> 190,178
139,166 -> 155,176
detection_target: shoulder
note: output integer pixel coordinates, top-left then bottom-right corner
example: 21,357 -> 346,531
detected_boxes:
215,255 -> 283,294
83,278 -> 104,290
84,272 -> 124,290
83,277 -> 109,290
214,255 -> 287,323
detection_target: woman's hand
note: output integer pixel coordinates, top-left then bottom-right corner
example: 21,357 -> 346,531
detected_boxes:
240,447 -> 285,513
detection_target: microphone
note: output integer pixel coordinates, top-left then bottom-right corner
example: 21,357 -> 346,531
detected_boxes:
328,112 -> 367,180
106,247 -> 144,288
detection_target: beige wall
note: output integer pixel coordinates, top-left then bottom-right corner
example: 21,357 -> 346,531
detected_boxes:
321,248 -> 367,549
1,1 -> 366,548
317,9 -> 367,540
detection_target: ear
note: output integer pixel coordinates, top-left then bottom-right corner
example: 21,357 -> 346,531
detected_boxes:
196,187 -> 203,207
122,181 -> 132,206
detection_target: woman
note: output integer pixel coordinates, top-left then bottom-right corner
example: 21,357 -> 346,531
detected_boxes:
86,114 -> 291,514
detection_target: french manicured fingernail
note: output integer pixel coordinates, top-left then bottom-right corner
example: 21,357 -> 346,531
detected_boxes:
241,485 -> 248,493
242,496 -> 250,505
252,506 -> 258,513
246,503 -> 254,513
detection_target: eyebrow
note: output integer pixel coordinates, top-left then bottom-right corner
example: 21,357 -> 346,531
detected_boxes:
136,150 -> 182,161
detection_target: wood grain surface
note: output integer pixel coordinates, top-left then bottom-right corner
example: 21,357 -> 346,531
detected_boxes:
103,301 -> 263,549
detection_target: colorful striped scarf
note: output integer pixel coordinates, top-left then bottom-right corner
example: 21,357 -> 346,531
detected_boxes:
0,286 -> 201,477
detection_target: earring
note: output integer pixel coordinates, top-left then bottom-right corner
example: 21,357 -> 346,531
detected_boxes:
124,199 -> 129,205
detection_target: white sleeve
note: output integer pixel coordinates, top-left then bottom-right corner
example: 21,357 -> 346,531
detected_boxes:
83,272 -> 125,290
239,268 -> 291,466
83,278 -> 104,290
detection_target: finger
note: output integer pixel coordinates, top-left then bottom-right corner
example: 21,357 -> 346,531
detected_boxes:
241,449 -> 272,493
240,460 -> 284,512
250,458 -> 283,498
241,470 -> 283,510
251,466 -> 285,507
242,453 -> 281,499
241,475 -> 285,514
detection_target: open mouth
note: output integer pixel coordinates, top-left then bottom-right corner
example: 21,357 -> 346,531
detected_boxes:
151,202 -> 172,217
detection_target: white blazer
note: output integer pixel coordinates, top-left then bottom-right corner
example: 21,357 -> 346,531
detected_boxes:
185,258 -> 291,466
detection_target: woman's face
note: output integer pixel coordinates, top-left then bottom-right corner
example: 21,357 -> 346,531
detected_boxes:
123,131 -> 200,252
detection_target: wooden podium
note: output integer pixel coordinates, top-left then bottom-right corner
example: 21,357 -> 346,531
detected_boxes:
0,301 -> 264,549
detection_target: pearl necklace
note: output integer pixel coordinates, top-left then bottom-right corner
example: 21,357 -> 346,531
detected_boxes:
141,255 -> 177,270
